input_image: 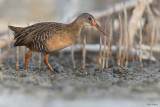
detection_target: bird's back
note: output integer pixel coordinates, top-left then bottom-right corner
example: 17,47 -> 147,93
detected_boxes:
9,22 -> 63,46
9,22 -> 65,52
9,22 -> 81,53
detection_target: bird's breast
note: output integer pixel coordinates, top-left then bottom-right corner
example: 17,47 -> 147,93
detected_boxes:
46,34 -> 78,52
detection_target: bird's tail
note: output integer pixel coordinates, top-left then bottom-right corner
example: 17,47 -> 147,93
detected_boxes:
8,26 -> 24,38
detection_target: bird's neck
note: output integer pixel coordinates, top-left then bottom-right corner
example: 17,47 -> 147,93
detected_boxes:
66,18 -> 84,38
70,17 -> 84,29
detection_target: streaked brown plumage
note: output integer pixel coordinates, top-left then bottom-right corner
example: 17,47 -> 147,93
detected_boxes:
9,13 -> 107,74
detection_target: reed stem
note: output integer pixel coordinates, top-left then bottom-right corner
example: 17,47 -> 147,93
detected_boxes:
71,45 -> 76,69
16,47 -> 19,69
82,35 -> 86,69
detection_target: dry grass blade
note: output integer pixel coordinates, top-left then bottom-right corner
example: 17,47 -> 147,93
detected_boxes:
146,0 -> 156,65
82,35 -> 86,69
98,36 -> 102,67
154,23 -> 160,58
102,34 -> 107,69
155,24 -> 160,46
102,18 -> 107,69
71,45 -> 76,69
139,19 -> 143,68
19,47 -> 23,57
16,47 -> 19,69
31,52 -> 34,63
22,47 -> 26,62
125,27 -> 130,67
124,2 -> 129,68
108,20 -> 114,64
117,14 -> 122,67
135,46 -> 139,61
149,26 -> 155,65
128,0 -> 148,49
106,19 -> 112,68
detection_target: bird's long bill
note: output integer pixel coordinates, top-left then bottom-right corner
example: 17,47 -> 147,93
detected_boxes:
92,22 -> 107,36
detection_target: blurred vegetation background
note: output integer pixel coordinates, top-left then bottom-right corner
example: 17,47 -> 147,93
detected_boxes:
0,0 -> 126,29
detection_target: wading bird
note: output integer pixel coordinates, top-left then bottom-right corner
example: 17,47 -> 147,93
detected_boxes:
9,13 -> 107,74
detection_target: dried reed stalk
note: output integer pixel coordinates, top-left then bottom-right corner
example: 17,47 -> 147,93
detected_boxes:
128,0 -> 148,49
155,25 -> 160,47
124,3 -> 129,68
117,14 -> 123,67
101,18 -> 107,69
82,35 -> 86,69
67,18 -> 76,69
61,44 -> 156,61
135,46 -> 139,61
154,24 -> 160,58
120,58 -> 124,68
102,34 -> 107,69
102,18 -> 107,69
125,28 -> 130,67
121,3 -> 126,66
31,52 -> 34,63
146,0 -> 156,65
106,20 -> 112,68
19,47 -> 23,56
23,47 -> 26,62
122,34 -> 127,65
16,47 -> 19,69
109,47 -> 114,64
108,18 -> 114,64
109,44 -> 115,63
149,27 -> 155,65
98,36 -> 102,67
139,19 -> 143,68
71,45 -> 76,69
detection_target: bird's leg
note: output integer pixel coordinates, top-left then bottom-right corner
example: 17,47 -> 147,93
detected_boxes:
44,54 -> 54,74
25,51 -> 33,70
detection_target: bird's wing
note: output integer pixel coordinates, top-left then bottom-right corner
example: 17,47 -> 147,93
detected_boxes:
14,22 -> 63,46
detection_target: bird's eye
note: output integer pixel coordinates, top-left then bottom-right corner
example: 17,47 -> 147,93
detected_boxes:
88,17 -> 92,21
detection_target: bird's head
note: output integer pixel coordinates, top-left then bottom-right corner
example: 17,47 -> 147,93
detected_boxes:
78,13 -> 107,36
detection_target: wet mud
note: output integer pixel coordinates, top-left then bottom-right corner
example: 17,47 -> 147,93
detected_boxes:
0,52 -> 160,106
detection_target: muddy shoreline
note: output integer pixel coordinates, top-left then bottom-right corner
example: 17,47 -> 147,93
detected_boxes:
0,52 -> 160,107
